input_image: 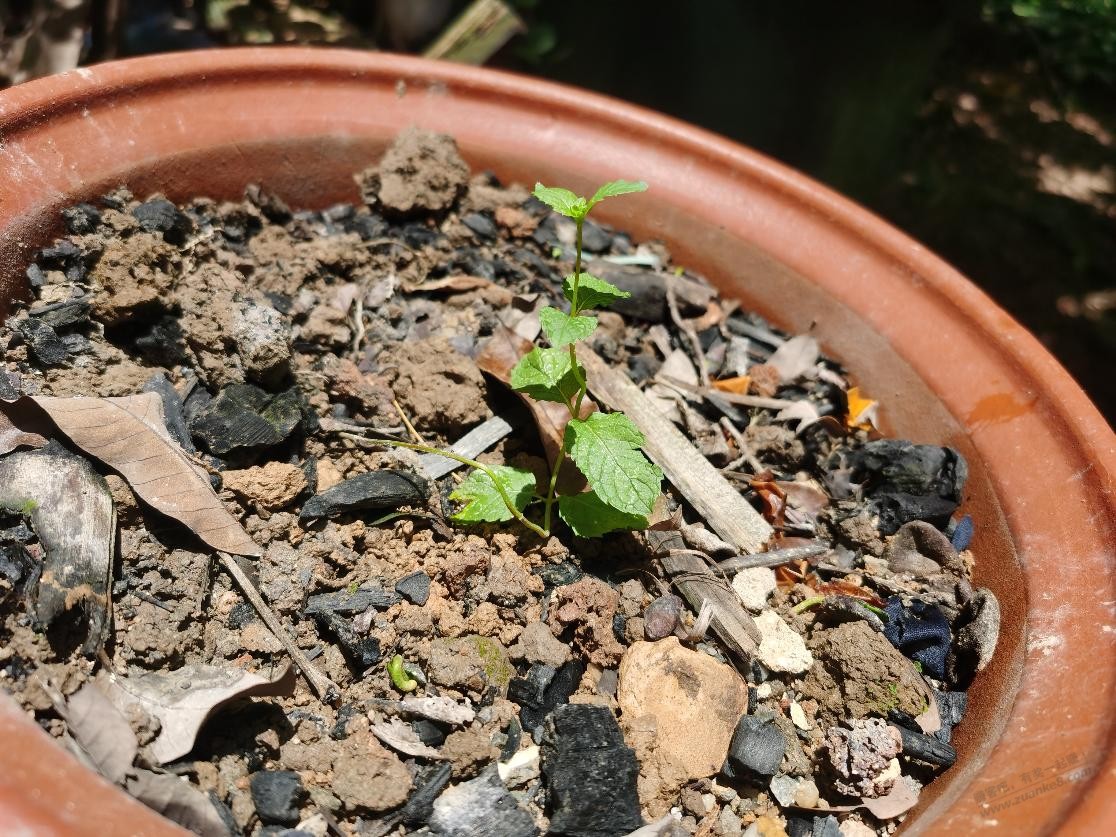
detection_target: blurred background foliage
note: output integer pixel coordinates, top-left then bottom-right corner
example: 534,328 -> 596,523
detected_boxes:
1,0 -> 1114,422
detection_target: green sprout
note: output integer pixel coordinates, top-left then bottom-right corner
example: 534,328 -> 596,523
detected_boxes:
382,179 -> 661,539
386,654 -> 417,692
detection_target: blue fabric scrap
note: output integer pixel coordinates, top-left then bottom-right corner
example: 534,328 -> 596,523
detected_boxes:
950,515 -> 974,552
882,597 -> 951,680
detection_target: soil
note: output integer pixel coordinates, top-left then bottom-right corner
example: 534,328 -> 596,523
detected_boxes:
0,128 -> 998,837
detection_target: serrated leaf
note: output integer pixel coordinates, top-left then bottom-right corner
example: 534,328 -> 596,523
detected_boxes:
450,465 -> 537,523
539,306 -> 597,348
564,412 -> 662,516
533,183 -> 588,219
562,272 -> 631,312
588,179 -> 648,209
558,490 -> 648,537
509,346 -> 582,404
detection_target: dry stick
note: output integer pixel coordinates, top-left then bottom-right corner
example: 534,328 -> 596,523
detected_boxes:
217,553 -> 340,703
666,276 -> 711,389
392,398 -> 426,445
717,541 -> 831,574
578,345 -> 772,554
659,374 -> 799,410
718,415 -> 765,474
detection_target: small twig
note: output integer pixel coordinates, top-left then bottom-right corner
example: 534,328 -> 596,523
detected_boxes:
317,417 -> 407,438
392,399 -> 425,445
718,416 -> 764,473
134,590 -> 174,613
217,553 -> 340,703
659,375 -> 798,410
666,277 -> 711,389
717,541 -> 831,573
350,297 -> 367,357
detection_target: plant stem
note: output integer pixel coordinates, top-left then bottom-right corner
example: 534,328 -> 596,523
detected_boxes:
371,437 -> 550,538
791,595 -> 826,614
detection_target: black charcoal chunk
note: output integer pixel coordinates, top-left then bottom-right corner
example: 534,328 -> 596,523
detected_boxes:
724,713 -> 786,779
143,372 -> 195,453
189,384 -> 306,458
133,197 -> 194,244
249,770 -> 304,825
402,762 -> 453,827
516,659 -> 586,742
311,610 -> 381,671
894,724 -> 957,768
933,690 -> 968,744
29,295 -> 91,330
541,704 -> 642,837
299,470 -> 429,520
429,766 -> 538,837
395,571 -> 432,606
462,211 -> 497,239
62,203 -> 102,234
12,317 -> 68,366
585,260 -> 711,323
304,584 -> 399,616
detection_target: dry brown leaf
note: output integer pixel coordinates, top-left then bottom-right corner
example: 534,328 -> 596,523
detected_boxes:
712,375 -> 751,395
846,385 -> 880,431
103,663 -> 296,764
371,717 -> 445,759
476,326 -> 595,492
0,400 -> 48,455
29,392 -> 260,556
407,275 -> 495,294
125,768 -> 229,837
768,334 -> 819,382
62,681 -> 139,784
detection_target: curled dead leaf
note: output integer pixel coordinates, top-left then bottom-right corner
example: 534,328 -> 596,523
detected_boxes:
21,393 -> 260,556
371,717 -> 445,759
768,334 -> 819,382
846,386 -> 879,431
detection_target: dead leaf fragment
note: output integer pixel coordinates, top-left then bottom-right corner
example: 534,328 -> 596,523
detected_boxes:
397,695 -> 476,726
846,386 -> 879,431
0,400 -> 48,455
712,376 -> 751,395
29,393 -> 260,556
775,400 -> 821,434
407,275 -> 496,294
62,681 -> 139,784
125,768 -> 229,837
372,717 -> 445,759
103,663 -> 296,764
768,335 -> 819,382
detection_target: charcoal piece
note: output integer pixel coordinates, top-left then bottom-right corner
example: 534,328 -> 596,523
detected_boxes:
894,724 -> 957,768
509,664 -> 556,708
304,584 -> 399,616
540,704 -> 642,837
842,440 -> 967,535
0,540 -> 39,601
100,188 -> 132,209
0,371 -> 18,400
950,514 -> 974,551
60,333 -> 90,355
882,597 -> 951,680
142,372 -> 195,453
62,203 -> 102,234
13,317 -> 68,366
399,223 -> 441,248
227,601 -> 256,630
188,383 -> 304,457
208,790 -> 240,835
249,770 -> 304,825
402,762 -> 453,827
579,219 -> 612,253
517,659 -> 586,741
724,713 -> 786,778
462,211 -> 497,239
312,610 -> 381,670
500,716 -> 522,762
533,561 -> 582,588
133,197 -> 194,244
299,470 -> 429,520
29,295 -> 91,330
395,571 -> 431,605
330,703 -> 363,740
429,766 -> 538,837
933,690 -> 968,743
245,184 -> 292,223
37,239 -> 82,268
412,719 -> 447,748
25,263 -> 45,288
344,211 -> 388,239
585,260 -> 711,323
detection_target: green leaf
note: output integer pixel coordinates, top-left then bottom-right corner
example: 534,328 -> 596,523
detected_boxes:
587,179 -> 648,209
558,490 -> 648,537
564,412 -> 662,516
508,346 -> 582,403
539,306 -> 597,348
562,272 -> 631,311
533,183 -> 588,219
450,466 -> 537,523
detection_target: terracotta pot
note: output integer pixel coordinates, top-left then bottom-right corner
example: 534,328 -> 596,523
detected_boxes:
0,49 -> 1113,836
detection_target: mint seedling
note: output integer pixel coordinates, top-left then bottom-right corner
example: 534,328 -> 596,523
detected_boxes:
384,179 -> 661,538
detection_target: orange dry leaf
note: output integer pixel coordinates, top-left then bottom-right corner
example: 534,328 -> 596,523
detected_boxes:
846,386 -> 879,431
713,376 -> 751,395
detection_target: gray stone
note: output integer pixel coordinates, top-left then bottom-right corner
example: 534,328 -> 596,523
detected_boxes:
396,571 -> 432,606
724,713 -> 785,778
643,594 -> 683,640
402,763 -> 453,827
428,766 -> 537,837
250,770 -> 304,825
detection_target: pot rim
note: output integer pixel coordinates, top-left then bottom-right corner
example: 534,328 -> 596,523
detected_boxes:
0,48 -> 1113,836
